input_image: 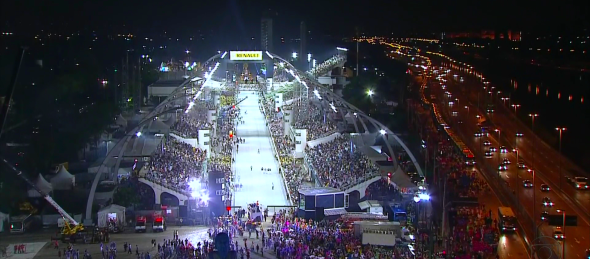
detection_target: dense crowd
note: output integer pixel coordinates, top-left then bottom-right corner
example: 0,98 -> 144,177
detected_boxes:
409,97 -> 500,258
144,138 -> 207,195
260,209 -> 418,259
307,55 -> 346,77
209,94 -> 238,178
306,135 -> 380,190
262,94 -> 308,204
172,101 -> 214,138
292,100 -> 338,140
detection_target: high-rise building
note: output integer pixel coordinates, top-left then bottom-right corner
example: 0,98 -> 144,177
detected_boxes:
261,18 -> 273,52
299,21 -> 306,68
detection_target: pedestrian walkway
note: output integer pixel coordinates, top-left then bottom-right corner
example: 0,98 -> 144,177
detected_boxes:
233,90 -> 289,211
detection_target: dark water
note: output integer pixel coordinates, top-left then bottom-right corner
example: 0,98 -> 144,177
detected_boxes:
456,56 -> 590,170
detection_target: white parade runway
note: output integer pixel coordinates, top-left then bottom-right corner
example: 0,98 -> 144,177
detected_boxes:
233,90 -> 289,212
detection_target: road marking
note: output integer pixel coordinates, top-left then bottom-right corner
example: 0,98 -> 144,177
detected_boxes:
574,238 -> 580,244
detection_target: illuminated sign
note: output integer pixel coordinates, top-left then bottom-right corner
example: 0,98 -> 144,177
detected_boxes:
230,51 -> 263,61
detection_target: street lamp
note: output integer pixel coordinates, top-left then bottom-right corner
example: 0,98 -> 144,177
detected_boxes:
464,105 -> 469,115
529,113 -> 539,169
495,128 -> 502,178
555,209 -> 566,259
555,127 -> 567,189
511,104 -> 521,115
292,52 -> 298,59
367,89 -> 374,97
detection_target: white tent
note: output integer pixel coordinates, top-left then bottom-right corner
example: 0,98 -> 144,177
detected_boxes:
115,114 -> 127,127
51,165 -> 75,190
97,204 -> 126,228
34,174 -> 53,194
0,212 -> 8,232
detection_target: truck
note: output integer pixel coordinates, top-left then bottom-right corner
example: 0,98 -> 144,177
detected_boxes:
152,216 -> 165,232
135,216 -> 147,233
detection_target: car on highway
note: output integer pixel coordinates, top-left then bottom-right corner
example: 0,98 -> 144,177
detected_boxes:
541,211 -> 549,221
573,177 -> 589,190
518,162 -> 527,169
542,197 -> 554,207
474,132 -> 483,137
500,146 -> 508,153
502,158 -> 511,165
540,184 -> 551,192
515,132 -> 523,137
498,165 -> 508,171
485,151 -> 493,158
523,180 -> 533,188
489,147 -> 497,152
553,230 -> 565,240
483,140 -> 491,146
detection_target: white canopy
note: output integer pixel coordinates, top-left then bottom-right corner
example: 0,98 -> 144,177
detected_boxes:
51,165 -> 75,190
97,204 -> 126,228
29,174 -> 53,197
115,114 -> 127,127
0,212 -> 8,232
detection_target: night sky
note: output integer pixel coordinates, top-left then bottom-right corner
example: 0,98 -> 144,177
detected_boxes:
3,0 -> 589,36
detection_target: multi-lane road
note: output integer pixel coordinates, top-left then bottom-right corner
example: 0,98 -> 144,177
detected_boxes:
416,54 -> 590,258
407,52 -> 529,259
389,41 -> 590,257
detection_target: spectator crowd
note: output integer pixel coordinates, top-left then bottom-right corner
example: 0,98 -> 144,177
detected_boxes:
145,138 -> 207,195
307,55 -> 346,78
292,100 -> 338,140
306,135 -> 380,190
261,94 -> 308,204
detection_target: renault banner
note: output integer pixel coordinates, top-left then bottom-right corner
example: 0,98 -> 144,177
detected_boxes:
230,51 -> 263,61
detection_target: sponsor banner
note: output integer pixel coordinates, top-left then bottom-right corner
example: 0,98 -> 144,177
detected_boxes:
230,51 -> 263,61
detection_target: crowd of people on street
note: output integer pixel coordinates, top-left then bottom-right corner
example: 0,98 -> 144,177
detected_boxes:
307,55 -> 346,77
144,138 -> 207,195
306,135 -> 380,190
409,96 -> 500,258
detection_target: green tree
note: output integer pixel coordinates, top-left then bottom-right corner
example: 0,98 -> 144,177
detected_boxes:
113,186 -> 140,207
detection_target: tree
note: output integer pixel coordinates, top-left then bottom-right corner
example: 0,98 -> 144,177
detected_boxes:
113,186 -> 140,207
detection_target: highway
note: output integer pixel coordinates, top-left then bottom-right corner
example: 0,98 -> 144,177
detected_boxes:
407,53 -> 529,259
427,50 -> 590,222
417,57 -> 590,258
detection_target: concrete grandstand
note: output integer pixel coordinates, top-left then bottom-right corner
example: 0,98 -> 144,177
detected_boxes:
83,50 -> 426,225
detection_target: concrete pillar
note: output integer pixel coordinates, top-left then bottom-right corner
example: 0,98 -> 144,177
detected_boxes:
284,110 -> 292,137
154,189 -> 161,204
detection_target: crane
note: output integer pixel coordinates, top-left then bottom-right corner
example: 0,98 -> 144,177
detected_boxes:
1,157 -> 84,235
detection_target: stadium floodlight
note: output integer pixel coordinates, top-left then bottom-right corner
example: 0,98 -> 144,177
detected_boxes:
312,59 -> 316,68
307,53 -> 312,62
